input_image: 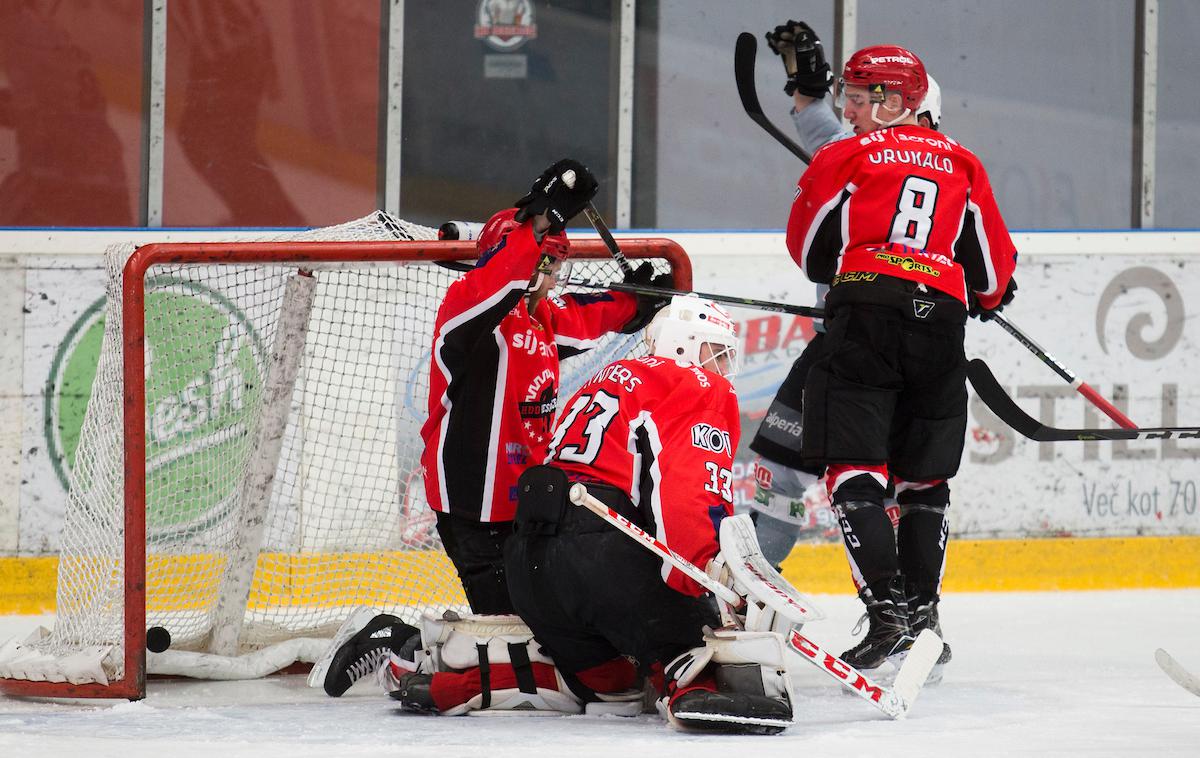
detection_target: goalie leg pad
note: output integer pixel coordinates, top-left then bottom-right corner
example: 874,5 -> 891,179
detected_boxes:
399,610 -> 582,716
661,630 -> 795,734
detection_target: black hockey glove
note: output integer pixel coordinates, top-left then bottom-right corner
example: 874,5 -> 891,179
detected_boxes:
619,263 -> 674,334
764,20 -> 833,98
969,277 -> 1018,321
514,158 -> 599,235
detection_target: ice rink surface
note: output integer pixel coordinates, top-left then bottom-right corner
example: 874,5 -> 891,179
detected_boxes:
2,590 -> 1199,758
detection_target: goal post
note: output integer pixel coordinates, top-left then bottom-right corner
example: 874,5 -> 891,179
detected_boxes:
0,213 -> 691,699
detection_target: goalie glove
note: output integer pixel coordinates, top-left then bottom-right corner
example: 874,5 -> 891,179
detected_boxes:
764,20 -> 833,98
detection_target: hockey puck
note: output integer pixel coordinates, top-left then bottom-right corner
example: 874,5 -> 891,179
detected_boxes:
146,626 -> 171,653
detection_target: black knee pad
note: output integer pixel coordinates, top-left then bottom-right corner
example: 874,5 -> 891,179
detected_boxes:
831,473 -> 889,505
897,482 -> 950,516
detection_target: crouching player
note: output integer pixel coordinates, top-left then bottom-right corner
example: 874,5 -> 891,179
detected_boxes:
386,296 -> 797,734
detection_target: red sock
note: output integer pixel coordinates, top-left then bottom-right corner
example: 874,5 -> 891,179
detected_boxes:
575,656 -> 638,694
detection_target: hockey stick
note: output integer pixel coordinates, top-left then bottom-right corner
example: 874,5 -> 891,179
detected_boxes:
1155,648 -> 1200,697
567,483 -> 742,606
582,202 -> 635,277
439,258 -> 824,318
988,313 -> 1138,429
432,248 -> 825,319
566,276 -> 825,319
734,32 -> 812,163
967,358 -> 1200,442
785,627 -> 942,719
733,26 -> 1138,431
568,483 -> 940,719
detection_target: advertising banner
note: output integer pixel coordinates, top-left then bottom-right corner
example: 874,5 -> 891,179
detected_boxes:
8,233 -> 1200,553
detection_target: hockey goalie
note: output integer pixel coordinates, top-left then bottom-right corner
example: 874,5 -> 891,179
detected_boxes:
312,296 -> 804,734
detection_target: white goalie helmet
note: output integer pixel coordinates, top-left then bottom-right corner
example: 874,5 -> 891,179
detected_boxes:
645,295 -> 739,378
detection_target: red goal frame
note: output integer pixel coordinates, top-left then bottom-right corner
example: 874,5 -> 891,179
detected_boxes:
0,238 -> 690,699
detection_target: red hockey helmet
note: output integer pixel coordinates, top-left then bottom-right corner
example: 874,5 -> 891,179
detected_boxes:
841,45 -> 928,111
476,208 -> 571,262
476,208 -> 522,254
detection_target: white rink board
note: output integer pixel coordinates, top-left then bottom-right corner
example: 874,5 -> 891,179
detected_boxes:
1,228 -> 1199,551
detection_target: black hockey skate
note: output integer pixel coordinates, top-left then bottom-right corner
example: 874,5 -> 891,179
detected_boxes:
909,597 -> 952,683
840,580 -> 914,673
390,672 -> 438,713
669,688 -> 792,735
320,612 -> 416,697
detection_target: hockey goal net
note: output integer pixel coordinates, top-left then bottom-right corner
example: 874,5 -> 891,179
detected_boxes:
0,211 -> 691,699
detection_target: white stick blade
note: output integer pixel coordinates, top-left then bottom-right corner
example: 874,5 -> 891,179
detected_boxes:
1156,648 -> 1200,697
890,629 -> 944,714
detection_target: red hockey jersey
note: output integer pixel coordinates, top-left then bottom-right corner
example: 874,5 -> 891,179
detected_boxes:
545,356 -> 741,597
421,222 -> 639,523
787,124 -> 1017,309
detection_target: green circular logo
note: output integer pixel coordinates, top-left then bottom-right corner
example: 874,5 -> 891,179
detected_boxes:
46,279 -> 266,538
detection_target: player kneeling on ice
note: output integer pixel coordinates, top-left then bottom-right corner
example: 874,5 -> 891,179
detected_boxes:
384,297 -> 798,733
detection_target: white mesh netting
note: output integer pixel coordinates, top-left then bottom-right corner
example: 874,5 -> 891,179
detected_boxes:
1,211 -> 671,686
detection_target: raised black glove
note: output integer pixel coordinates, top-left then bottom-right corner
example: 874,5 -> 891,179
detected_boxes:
970,277 -> 1018,321
764,20 -> 833,98
619,263 -> 674,334
514,158 -> 599,234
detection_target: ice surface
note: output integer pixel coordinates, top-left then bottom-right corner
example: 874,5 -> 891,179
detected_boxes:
2,591 -> 1199,758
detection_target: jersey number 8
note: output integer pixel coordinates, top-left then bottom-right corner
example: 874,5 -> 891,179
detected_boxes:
889,175 -> 939,249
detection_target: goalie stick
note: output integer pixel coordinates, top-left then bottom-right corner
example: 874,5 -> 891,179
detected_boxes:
734,32 -> 813,163
967,358 -> 1200,442
1155,648 -> 1200,697
568,483 -> 940,719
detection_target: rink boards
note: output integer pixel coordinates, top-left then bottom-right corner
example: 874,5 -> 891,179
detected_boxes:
1,227 -> 1198,612
2,534 -> 1200,614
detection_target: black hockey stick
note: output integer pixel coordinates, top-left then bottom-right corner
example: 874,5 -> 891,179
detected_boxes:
967,358 -> 1200,442
582,202 -> 634,277
430,215 -> 825,318
988,313 -> 1138,429
435,261 -> 825,318
734,32 -> 812,163
574,201 -> 823,317
566,276 -> 825,319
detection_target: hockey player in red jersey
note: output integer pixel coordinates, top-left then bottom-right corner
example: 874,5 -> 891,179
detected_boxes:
419,158 -> 671,615
753,20 -> 944,570
311,160 -> 672,698
787,45 -> 1017,674
391,297 -> 795,733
